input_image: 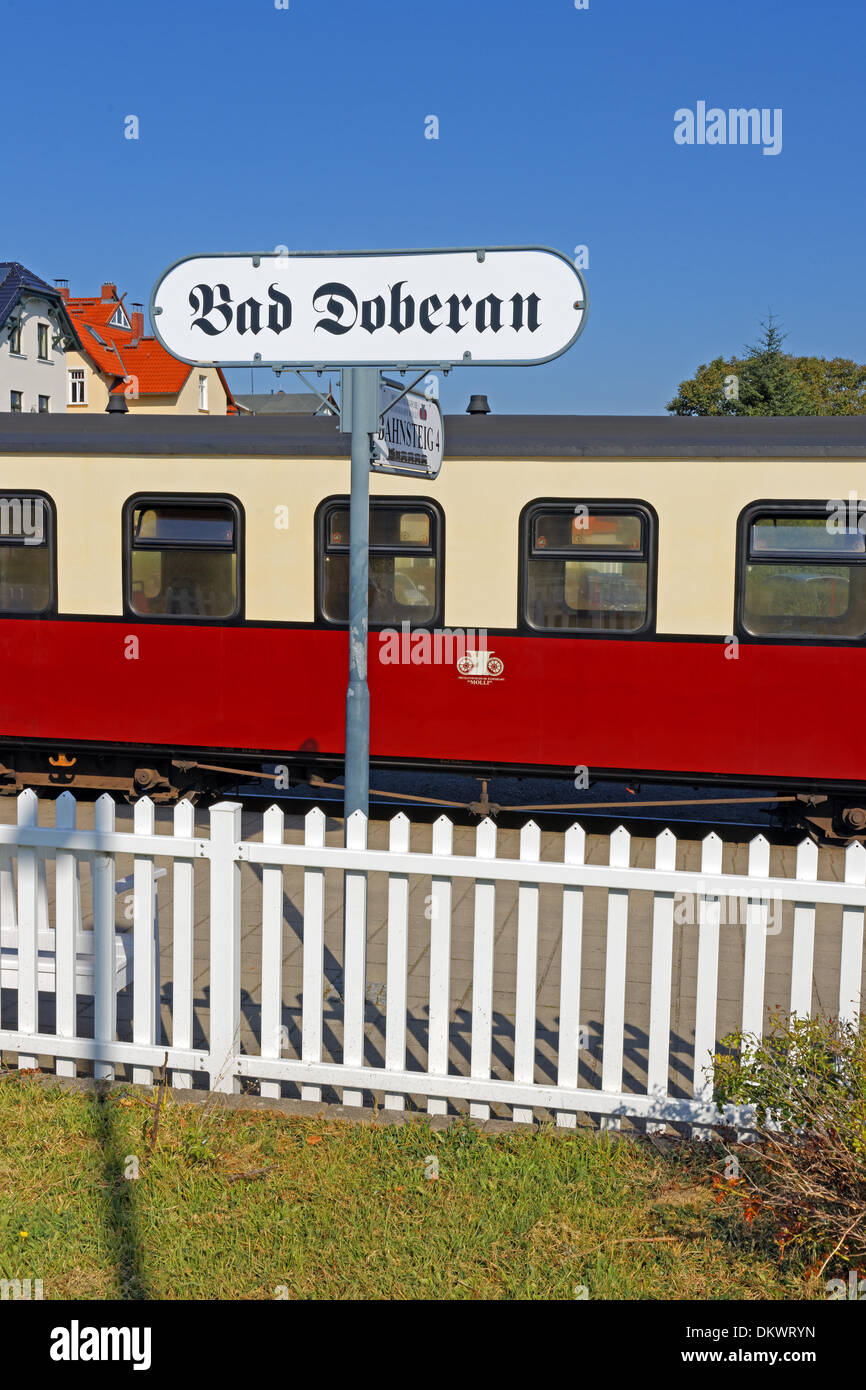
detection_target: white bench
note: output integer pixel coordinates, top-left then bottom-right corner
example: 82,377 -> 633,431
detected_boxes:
1,924 -> 133,993
0,860 -> 164,1014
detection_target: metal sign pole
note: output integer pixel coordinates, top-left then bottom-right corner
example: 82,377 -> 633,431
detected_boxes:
343,366 -> 380,826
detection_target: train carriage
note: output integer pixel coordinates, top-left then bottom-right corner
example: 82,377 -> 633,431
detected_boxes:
1,411 -> 864,835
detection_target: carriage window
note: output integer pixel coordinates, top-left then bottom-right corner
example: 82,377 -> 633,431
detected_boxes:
127,500 -> 240,619
320,501 -> 439,625
0,494 -> 52,614
742,510 -> 866,638
524,504 -> 650,632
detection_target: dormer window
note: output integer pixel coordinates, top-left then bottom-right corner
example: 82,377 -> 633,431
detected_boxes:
109,306 -> 130,330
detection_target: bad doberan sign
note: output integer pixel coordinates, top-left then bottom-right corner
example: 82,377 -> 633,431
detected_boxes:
150,248 -> 588,368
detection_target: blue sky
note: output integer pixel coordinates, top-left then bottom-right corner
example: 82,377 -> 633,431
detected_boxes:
2,0 -> 863,414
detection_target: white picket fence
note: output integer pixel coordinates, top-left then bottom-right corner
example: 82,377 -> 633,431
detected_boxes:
0,790 -> 863,1131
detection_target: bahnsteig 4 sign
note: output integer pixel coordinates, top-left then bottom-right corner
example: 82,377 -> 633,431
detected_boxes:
372,380 -> 444,479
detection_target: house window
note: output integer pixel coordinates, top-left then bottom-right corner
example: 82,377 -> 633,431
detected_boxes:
0,494 -> 53,614
318,499 -> 441,626
739,505 -> 866,639
9,323 -> 22,354
38,395 -> 49,413
109,306 -> 130,329
522,502 -> 653,633
68,369 -> 86,405
37,324 -> 50,360
126,498 -> 241,619
198,375 -> 208,411
10,391 -> 22,413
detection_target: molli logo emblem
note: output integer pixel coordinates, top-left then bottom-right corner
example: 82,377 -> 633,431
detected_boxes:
457,650 -> 505,684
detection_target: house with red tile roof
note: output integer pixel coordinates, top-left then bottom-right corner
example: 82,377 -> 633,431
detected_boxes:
62,282 -> 237,414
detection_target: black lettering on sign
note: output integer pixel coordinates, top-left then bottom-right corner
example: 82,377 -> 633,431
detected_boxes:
510,292 -> 541,331
313,283 -> 358,335
185,275 -> 549,345
189,283 -> 233,335
237,297 -> 262,335
267,284 -> 292,333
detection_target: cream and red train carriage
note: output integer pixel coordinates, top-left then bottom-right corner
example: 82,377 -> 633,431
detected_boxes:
0,412 -> 865,833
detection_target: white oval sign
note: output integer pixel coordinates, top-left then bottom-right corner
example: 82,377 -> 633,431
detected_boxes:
149,247 -> 588,369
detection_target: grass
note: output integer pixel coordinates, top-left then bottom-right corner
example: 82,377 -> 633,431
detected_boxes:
0,1073 -> 819,1301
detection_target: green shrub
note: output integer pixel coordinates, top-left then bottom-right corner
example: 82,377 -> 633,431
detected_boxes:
711,1012 -> 866,1269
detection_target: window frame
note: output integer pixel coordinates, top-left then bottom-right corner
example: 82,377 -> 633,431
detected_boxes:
0,489 -> 57,618
198,374 -> 208,412
315,495 -> 444,629
518,498 -> 658,637
37,323 -> 50,361
736,499 -> 866,645
8,322 -> 22,355
38,395 -> 49,414
67,368 -> 86,406
122,492 -> 245,624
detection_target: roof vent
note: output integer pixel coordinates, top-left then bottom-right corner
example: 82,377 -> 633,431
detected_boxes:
466,394 -> 491,414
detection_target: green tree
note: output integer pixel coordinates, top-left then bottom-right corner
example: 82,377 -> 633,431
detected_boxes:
666,316 -> 866,416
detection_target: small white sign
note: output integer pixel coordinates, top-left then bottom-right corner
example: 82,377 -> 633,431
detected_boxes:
372,383 -> 443,478
149,247 -> 587,369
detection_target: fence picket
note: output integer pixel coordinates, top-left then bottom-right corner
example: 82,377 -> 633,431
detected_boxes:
742,834 -> 771,1042
171,800 -> 196,1089
839,840 -> 865,1026
208,801 -> 242,1093
93,794 -> 116,1081
342,810 -> 368,1107
301,808 -> 326,1102
513,821 -> 541,1124
600,825 -> 630,1131
260,804 -> 285,1101
16,790 -> 39,1070
0,836 -> 15,931
384,813 -> 410,1111
427,816 -> 454,1116
470,818 -> 497,1121
646,828 -> 677,1133
36,847 -> 50,934
54,792 -> 77,1079
132,797 -> 157,1086
693,833 -> 723,1113
791,838 -> 818,1019
556,822 -> 586,1129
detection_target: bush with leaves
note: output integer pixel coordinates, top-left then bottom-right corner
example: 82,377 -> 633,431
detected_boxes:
711,1011 -> 866,1272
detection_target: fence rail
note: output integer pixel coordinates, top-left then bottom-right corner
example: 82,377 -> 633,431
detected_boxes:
0,791 -> 863,1131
